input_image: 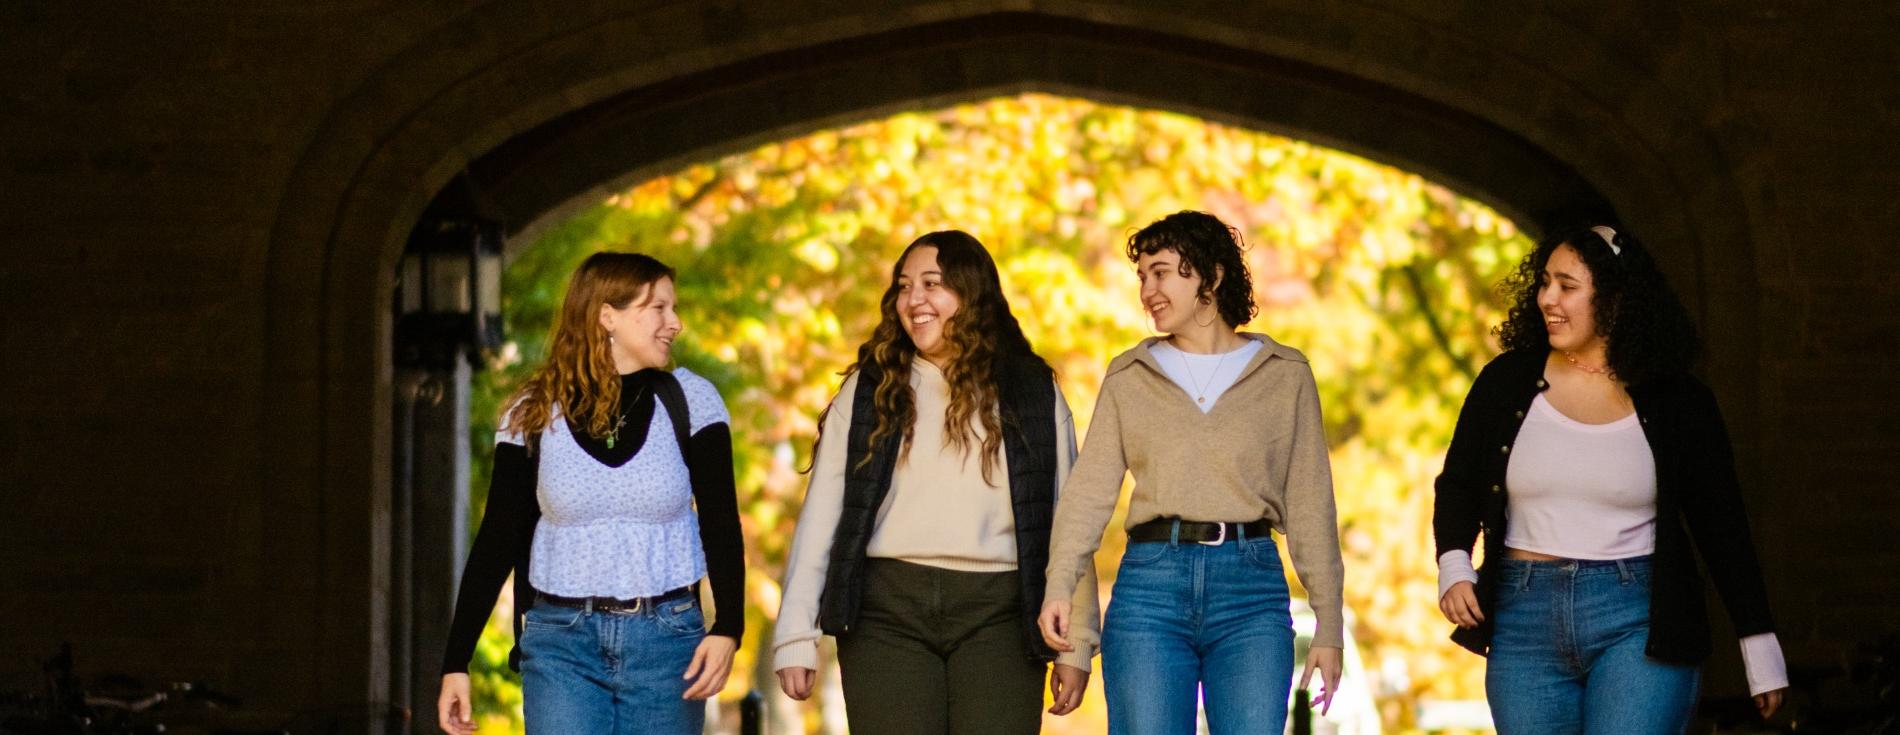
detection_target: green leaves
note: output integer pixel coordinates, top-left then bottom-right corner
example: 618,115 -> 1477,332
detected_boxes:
467,93 -> 1528,732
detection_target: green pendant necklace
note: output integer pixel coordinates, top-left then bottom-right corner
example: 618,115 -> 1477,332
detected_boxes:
603,385 -> 647,449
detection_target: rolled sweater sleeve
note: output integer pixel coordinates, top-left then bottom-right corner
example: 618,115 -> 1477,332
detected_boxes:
1052,386 -> 1102,671
1284,366 -> 1345,649
1044,370 -> 1128,608
770,375 -> 856,673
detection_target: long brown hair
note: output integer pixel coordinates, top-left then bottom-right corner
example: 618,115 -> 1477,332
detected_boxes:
502,252 -> 676,445
846,230 -> 1043,483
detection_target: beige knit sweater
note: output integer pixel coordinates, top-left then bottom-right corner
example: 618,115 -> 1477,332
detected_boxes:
1044,333 -> 1346,649
775,363 -> 1103,673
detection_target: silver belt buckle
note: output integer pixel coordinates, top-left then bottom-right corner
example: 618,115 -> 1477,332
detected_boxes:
1199,523 -> 1227,546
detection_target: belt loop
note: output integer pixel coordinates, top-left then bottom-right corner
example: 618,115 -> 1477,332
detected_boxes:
1236,522 -> 1249,544
1616,559 -> 1633,583
1168,519 -> 1181,546
583,598 -> 595,615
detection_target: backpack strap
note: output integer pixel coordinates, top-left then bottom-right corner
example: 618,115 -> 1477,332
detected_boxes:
507,373 -> 691,672
650,371 -> 693,459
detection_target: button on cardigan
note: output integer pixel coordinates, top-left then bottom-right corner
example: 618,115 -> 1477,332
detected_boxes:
1433,347 -> 1776,665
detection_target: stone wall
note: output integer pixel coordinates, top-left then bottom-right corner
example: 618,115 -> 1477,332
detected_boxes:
1,0 -> 1893,717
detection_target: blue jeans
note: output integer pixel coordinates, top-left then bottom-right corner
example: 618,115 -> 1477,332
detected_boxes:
1486,556 -> 1699,735
519,597 -> 706,735
1102,532 -> 1297,735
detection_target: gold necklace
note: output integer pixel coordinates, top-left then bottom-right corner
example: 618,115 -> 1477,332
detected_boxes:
1562,350 -> 1612,377
1171,342 -> 1235,404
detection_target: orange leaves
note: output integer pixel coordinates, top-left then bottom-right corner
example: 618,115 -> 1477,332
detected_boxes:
469,92 -> 1531,733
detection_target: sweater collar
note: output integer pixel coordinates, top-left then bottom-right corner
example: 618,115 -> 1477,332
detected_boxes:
1107,332 -> 1307,382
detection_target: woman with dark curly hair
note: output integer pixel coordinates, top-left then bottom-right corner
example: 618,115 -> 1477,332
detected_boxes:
1433,225 -> 1788,733
1039,211 -> 1345,733
772,231 -> 1100,734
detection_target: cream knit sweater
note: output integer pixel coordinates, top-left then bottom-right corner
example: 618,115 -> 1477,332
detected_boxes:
1044,334 -> 1346,648
775,363 -> 1103,673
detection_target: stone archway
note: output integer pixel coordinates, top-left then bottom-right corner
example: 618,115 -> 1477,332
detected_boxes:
262,1 -> 1759,709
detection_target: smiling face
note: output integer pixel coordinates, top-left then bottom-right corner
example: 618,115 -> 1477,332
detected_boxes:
598,276 -> 681,372
1136,248 -> 1212,334
895,245 -> 962,364
1538,243 -> 1604,355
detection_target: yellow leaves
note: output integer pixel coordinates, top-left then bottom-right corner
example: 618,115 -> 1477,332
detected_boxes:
790,238 -> 839,273
476,91 -> 1533,734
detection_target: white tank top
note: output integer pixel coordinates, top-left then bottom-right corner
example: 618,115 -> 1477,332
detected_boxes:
1503,393 -> 1657,559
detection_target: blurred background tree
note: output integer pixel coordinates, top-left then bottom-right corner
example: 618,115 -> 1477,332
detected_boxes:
463,93 -> 1527,734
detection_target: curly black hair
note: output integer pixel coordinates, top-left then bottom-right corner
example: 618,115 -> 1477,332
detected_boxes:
1125,211 -> 1257,327
1494,225 -> 1700,385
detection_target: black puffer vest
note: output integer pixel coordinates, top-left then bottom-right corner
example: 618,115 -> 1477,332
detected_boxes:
816,356 -> 1058,661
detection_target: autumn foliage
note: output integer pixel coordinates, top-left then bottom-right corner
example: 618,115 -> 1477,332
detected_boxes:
465,93 -> 1526,734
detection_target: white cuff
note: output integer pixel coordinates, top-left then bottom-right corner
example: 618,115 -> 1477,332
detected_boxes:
1740,632 -> 1788,697
772,641 -> 820,674
1437,550 -> 1479,600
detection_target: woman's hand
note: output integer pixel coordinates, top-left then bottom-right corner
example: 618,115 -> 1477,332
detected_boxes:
1439,580 -> 1484,629
1299,645 -> 1343,715
683,635 -> 738,700
777,667 -> 816,701
1048,663 -> 1089,716
1755,688 -> 1785,719
1037,600 -> 1076,653
437,673 -> 476,735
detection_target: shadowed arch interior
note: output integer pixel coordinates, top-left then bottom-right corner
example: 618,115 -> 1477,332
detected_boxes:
258,3 -> 1761,709
461,13 -> 1612,254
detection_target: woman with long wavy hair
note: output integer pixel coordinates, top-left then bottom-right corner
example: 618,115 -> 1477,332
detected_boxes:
1433,225 -> 1787,733
436,252 -> 744,735
772,230 -> 1100,734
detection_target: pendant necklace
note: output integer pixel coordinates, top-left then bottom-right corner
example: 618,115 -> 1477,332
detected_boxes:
604,385 -> 647,449
1174,343 -> 1233,404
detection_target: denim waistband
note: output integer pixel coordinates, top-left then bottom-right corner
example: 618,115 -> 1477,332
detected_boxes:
1500,555 -> 1651,576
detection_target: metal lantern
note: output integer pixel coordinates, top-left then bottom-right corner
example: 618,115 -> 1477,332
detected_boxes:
396,215 -> 504,370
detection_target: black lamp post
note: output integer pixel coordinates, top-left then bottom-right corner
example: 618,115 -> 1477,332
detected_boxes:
390,201 -> 502,732
396,215 -> 504,370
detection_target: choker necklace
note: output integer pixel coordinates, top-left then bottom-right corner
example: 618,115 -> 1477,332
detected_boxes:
1562,350 -> 1612,377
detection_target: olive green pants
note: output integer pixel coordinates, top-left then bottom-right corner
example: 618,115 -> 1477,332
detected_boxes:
835,558 -> 1047,735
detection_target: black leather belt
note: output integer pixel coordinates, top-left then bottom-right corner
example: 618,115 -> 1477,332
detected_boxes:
541,586 -> 694,614
1128,518 -> 1273,545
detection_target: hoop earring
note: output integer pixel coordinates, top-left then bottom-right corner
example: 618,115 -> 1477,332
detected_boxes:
1192,297 -> 1218,328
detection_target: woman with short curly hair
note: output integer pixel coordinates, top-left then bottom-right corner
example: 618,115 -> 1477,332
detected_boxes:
1039,210 -> 1346,733
1434,225 -> 1789,733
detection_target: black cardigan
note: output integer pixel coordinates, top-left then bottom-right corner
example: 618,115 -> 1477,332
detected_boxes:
1432,347 -> 1775,664
441,370 -> 745,674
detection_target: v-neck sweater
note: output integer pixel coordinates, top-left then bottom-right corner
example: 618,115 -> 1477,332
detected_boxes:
1046,333 -> 1346,648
